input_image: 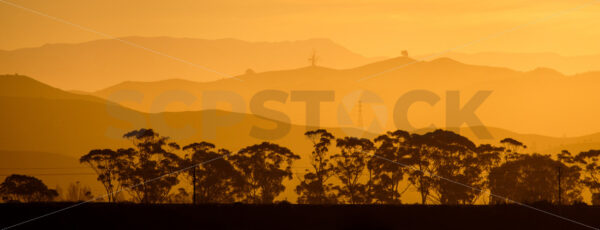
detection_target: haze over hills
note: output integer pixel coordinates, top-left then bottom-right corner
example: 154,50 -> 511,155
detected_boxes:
425,52 -> 600,75
93,56 -> 600,137
0,37 -> 383,91
8,36 -> 600,93
2,74 -> 600,202
0,74 -> 373,201
0,150 -> 94,196
5,73 -> 599,156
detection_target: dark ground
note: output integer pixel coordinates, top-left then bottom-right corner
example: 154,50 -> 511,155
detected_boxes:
0,203 -> 599,230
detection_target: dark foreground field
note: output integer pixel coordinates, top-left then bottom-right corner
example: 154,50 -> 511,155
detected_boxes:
1,203 -> 599,230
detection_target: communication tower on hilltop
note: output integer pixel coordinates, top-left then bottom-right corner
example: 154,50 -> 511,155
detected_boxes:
308,50 -> 319,67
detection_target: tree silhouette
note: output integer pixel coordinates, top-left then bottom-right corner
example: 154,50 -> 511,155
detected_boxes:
488,154 -> 582,204
402,133 -> 437,204
80,148 -> 128,202
73,127 -> 600,205
422,130 -> 485,204
118,129 -> 183,204
400,130 -> 499,204
230,142 -> 299,204
571,150 -> 600,205
500,138 -> 526,161
370,130 -> 411,204
296,129 -> 337,204
0,174 -> 58,202
473,144 -> 503,204
182,142 -> 242,203
332,137 -> 375,204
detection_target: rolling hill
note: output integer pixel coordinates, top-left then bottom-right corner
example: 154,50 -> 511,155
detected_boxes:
92,56 -> 600,138
3,74 -> 600,203
427,52 -> 600,75
0,37 -> 383,91
0,74 -> 379,201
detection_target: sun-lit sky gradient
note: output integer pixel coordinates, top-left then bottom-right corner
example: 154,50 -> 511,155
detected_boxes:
1,0 -> 599,57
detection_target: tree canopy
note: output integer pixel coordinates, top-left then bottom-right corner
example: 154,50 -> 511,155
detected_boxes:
0,174 -> 58,202
11,128 -> 597,206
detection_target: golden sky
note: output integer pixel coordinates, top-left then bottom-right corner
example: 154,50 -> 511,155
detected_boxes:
1,0 -> 599,57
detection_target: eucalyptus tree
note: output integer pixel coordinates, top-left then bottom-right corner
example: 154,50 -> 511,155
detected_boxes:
80,148 -> 129,202
500,137 -> 526,161
403,130 -> 498,204
370,130 -> 411,204
0,174 -> 58,202
230,142 -> 300,204
569,150 -> 600,205
332,137 -> 375,204
182,142 -> 241,203
296,129 -> 337,204
118,129 -> 183,203
489,154 -> 582,204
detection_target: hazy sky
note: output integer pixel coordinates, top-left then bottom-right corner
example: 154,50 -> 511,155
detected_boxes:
1,0 -> 599,57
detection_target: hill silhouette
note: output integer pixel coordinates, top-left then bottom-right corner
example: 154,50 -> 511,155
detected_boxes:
0,74 -> 107,104
93,56 -> 600,137
428,51 -> 600,75
3,74 -> 600,203
0,74 -> 375,201
0,37 -> 383,91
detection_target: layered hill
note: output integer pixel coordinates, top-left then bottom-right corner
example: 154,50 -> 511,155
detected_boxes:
0,37 -> 382,91
93,57 -> 600,138
0,74 -> 375,200
0,75 -> 346,158
2,74 -> 600,202
6,73 -> 598,156
429,52 -> 600,75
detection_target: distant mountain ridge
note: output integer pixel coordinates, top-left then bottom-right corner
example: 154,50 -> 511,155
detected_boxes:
3,74 -> 600,202
425,51 -> 600,75
0,36 -> 384,91
91,55 -> 600,137
3,74 -> 600,156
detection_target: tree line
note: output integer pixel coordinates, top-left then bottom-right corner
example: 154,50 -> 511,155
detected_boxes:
2,128 -> 600,205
